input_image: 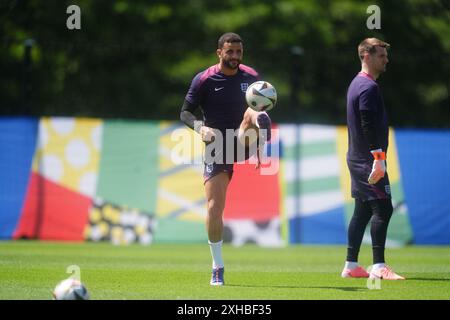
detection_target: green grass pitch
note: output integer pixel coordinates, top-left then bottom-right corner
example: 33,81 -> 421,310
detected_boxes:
1,241 -> 449,300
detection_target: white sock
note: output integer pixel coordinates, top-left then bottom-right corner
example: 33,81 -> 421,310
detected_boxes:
345,261 -> 358,270
372,263 -> 386,270
208,240 -> 224,269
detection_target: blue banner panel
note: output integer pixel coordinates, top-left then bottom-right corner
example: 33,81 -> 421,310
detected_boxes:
290,207 -> 347,244
395,129 -> 450,244
0,117 -> 38,239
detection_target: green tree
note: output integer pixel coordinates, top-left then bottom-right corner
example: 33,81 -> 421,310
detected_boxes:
1,0 -> 449,127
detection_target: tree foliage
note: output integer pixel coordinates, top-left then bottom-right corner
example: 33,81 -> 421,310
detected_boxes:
1,0 -> 449,127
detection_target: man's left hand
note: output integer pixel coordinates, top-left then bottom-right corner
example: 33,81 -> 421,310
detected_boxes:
368,149 -> 386,184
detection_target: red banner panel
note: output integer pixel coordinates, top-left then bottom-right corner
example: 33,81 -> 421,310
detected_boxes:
14,172 -> 91,241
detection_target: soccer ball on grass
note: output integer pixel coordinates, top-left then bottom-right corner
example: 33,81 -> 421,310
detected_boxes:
52,278 -> 90,300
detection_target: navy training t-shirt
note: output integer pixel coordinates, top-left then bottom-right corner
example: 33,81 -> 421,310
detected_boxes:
185,64 -> 260,132
346,72 -> 389,161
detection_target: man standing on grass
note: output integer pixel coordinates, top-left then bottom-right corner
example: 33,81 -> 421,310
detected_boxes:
341,38 -> 405,280
180,32 -> 272,286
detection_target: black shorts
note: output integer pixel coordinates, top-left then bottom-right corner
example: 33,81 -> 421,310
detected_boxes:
347,158 -> 391,201
203,137 -> 258,183
203,163 -> 234,183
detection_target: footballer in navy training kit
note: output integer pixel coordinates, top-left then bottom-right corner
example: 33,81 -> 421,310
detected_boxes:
180,32 -> 272,286
342,38 -> 405,280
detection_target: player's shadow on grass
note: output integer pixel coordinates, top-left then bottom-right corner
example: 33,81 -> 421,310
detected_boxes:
226,284 -> 366,292
406,277 -> 450,282
306,286 -> 367,292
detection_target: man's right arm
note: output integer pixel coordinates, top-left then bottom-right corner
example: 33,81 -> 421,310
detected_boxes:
180,100 -> 216,142
181,72 -> 216,141
180,99 -> 203,133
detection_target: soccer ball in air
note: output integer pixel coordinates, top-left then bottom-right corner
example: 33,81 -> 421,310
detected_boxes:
52,278 -> 90,300
245,81 -> 277,112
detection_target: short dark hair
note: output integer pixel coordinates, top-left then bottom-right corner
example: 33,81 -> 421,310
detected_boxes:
358,38 -> 390,60
218,32 -> 243,49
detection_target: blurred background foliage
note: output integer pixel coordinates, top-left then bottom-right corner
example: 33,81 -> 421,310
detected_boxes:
1,0 -> 449,127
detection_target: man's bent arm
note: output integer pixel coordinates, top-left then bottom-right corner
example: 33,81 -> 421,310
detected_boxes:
180,99 -> 203,133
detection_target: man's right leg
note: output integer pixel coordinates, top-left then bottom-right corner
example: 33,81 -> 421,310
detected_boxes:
342,199 -> 372,278
205,171 -> 230,285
